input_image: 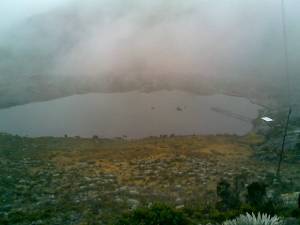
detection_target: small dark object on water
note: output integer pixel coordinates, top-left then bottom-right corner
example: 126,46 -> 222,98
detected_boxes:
151,106 -> 155,110
176,106 -> 183,111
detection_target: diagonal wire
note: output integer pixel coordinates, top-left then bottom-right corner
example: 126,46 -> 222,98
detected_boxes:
280,0 -> 292,107
276,0 -> 293,177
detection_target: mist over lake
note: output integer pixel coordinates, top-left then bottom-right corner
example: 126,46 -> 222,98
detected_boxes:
0,91 -> 261,138
1,1 -> 300,224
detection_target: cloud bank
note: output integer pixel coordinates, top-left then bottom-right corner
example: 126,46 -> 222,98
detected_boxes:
0,0 -> 299,94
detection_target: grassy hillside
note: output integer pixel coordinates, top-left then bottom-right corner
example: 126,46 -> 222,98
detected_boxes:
1,132 -> 299,224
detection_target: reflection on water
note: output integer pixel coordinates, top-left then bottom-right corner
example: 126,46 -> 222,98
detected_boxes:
0,91 -> 261,138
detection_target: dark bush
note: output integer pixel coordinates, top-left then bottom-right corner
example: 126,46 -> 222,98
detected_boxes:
115,203 -> 191,225
216,179 -> 240,211
246,182 -> 267,207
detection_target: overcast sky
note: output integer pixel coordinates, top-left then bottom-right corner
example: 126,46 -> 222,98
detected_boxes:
0,0 -> 299,87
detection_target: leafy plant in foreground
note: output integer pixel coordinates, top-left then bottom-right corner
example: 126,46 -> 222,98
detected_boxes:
222,213 -> 284,225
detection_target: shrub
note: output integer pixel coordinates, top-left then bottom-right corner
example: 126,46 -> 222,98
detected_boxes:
115,203 -> 191,225
222,213 -> 284,225
216,179 -> 240,211
246,182 -> 267,208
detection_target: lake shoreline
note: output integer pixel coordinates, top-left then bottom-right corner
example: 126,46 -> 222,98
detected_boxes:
0,91 -> 261,139
0,90 -> 264,139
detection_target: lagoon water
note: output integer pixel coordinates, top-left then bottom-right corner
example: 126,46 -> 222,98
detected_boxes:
0,91 -> 261,138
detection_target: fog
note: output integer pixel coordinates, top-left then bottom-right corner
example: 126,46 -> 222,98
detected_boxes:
0,0 -> 71,33
0,0 -> 299,107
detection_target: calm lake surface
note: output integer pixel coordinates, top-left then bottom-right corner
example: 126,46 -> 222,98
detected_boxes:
0,91 -> 261,138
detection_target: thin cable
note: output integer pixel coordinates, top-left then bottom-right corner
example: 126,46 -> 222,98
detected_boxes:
276,0 -> 292,177
280,0 -> 292,107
